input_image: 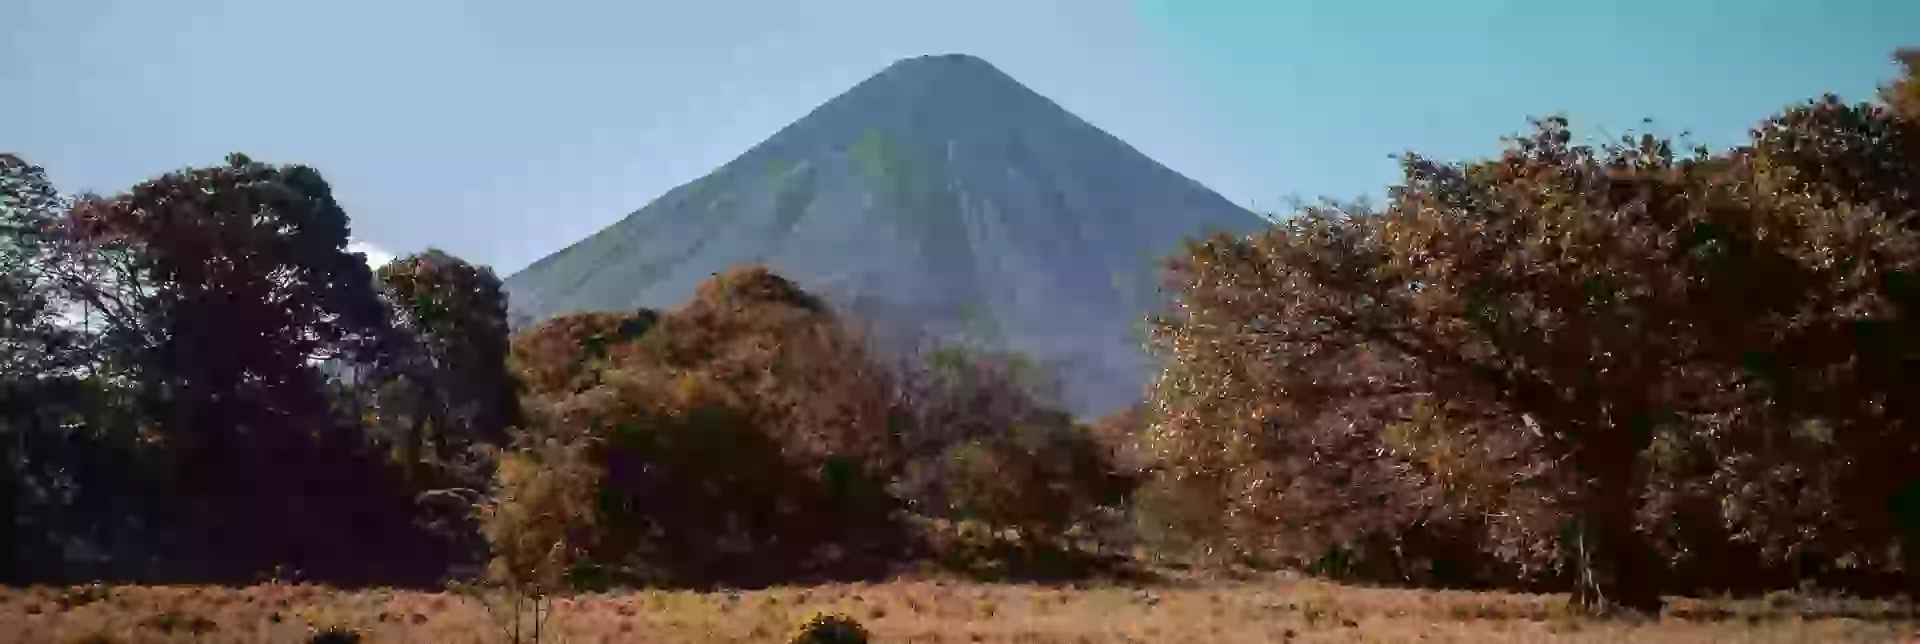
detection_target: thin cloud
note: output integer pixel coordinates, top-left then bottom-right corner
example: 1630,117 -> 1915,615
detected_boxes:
346,238 -> 395,269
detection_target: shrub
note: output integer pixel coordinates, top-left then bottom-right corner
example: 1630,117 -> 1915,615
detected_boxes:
1128,474 -> 1231,566
477,437 -> 601,594
508,309 -> 659,399
306,626 -> 363,644
892,341 -> 1128,532
501,266 -> 907,588
787,612 -> 869,644
938,425 -> 1128,545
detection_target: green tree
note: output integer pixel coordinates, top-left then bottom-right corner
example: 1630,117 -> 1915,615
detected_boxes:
71,153 -> 392,441
375,249 -> 520,480
1,154 -> 165,584
0,154 -> 87,379
63,153 -> 442,583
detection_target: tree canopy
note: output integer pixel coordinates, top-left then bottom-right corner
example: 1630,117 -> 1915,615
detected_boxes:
1145,51 -> 1920,608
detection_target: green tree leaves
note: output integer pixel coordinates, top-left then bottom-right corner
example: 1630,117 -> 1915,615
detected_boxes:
375,249 -> 520,478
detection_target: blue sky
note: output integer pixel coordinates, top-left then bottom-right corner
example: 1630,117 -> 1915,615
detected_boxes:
5,1 -> 1914,274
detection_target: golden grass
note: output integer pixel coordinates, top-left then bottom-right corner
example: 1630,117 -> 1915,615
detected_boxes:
3,574 -> 1916,643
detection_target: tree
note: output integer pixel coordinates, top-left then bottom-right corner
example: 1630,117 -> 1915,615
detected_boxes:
499,266 -> 907,587
0,154 -> 87,380
508,309 -> 660,399
1884,49 -> 1920,122
70,153 -> 392,443
1146,211 -> 1557,588
1147,51 -> 1920,609
375,249 -> 520,480
893,342 -> 1102,525
61,153 -> 442,583
1705,53 -> 1920,593
882,335 -> 1135,581
891,341 -> 1064,494
1,155 -> 163,584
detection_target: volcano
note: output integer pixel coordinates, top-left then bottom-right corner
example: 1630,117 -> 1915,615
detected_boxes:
503,54 -> 1266,417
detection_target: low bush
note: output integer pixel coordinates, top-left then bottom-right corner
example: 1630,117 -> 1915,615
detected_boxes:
787,612 -> 869,644
493,266 -> 909,589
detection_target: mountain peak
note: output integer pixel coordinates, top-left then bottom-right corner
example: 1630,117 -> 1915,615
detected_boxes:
504,55 -> 1264,417
889,53 -> 996,70
872,53 -> 1019,90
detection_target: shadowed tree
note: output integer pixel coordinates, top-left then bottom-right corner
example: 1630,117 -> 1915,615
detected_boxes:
70,153 -> 393,443
0,154 -> 107,380
375,249 -> 520,481
64,153 -> 443,584
2,153 -> 82,582
1,154 -> 166,584
891,339 -> 1127,545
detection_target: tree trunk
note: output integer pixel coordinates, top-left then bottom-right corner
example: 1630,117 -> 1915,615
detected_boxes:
403,403 -> 425,486
1585,492 -> 1664,613
1572,426 -> 1665,614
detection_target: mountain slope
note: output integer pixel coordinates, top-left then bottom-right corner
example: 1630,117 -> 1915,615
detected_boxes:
503,53 -> 1266,417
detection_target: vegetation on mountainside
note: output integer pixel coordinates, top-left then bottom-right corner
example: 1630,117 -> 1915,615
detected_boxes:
848,128 -> 908,190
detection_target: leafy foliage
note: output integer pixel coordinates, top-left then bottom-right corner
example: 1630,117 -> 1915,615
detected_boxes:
509,309 -> 660,399
478,438 -> 601,593
885,337 -> 1139,582
0,154 -> 91,380
7,153 -> 453,585
373,249 -> 520,483
69,153 -> 392,442
1145,52 -> 1920,608
9,49 -> 1920,605
497,266 -> 907,588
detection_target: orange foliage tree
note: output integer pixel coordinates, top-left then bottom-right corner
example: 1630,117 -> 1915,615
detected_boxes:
491,266 -> 906,587
1147,51 -> 1920,609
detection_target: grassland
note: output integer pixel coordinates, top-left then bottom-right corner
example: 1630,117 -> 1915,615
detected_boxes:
5,573 -> 1917,643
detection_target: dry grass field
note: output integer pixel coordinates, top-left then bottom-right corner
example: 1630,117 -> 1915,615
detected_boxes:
5,573 -> 1918,644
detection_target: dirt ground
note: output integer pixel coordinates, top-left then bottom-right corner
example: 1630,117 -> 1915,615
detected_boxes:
4,573 -> 1918,643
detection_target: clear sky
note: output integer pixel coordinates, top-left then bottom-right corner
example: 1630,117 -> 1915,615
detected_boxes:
5,0 -> 1915,274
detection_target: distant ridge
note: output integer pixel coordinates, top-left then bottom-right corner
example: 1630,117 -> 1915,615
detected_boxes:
503,54 -> 1265,417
